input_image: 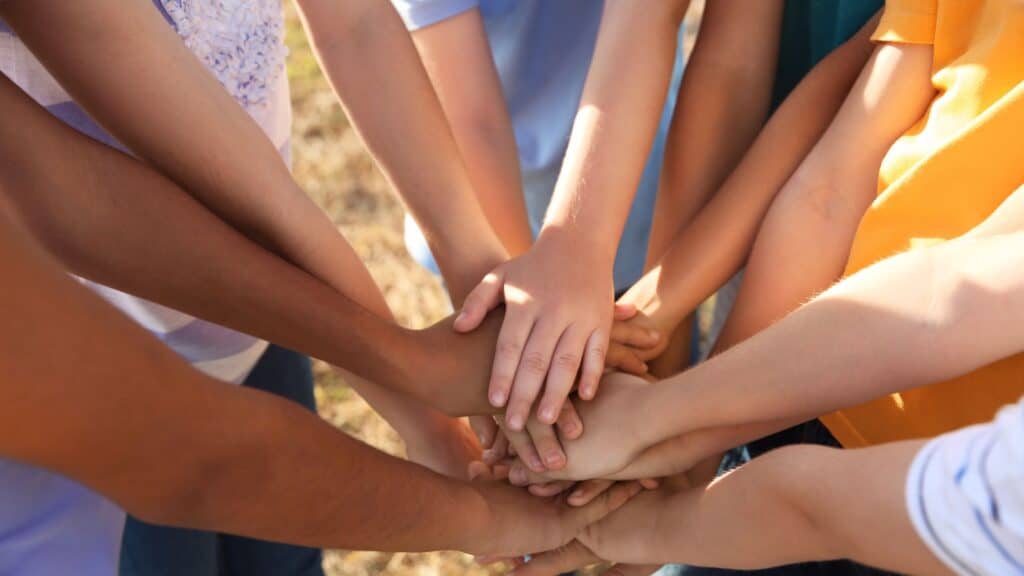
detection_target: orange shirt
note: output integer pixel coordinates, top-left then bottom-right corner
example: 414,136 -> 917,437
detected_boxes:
821,0 -> 1024,447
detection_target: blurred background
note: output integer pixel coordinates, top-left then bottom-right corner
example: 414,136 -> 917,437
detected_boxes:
284,3 -> 702,574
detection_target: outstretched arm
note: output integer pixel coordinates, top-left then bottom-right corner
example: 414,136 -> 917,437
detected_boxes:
509,186 -> 1024,482
617,15 -> 879,350
295,0 -> 509,302
0,207 -> 639,556
515,441 -> 951,575
0,73 -> 498,419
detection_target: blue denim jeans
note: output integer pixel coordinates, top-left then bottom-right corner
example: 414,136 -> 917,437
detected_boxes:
119,345 -> 325,576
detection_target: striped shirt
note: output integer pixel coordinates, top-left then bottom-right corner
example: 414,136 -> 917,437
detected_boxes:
0,1 -> 290,574
907,397 -> 1024,576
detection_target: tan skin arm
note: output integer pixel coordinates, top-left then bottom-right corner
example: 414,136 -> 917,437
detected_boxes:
0,205 -> 642,557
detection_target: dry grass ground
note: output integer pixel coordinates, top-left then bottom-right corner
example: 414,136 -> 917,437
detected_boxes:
284,4 -> 702,574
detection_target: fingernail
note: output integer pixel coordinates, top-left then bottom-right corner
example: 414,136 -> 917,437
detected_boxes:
648,330 -> 660,341
543,451 -> 564,468
539,406 -> 556,423
506,413 -> 524,431
490,390 -> 507,407
569,489 -> 585,503
455,311 -> 467,324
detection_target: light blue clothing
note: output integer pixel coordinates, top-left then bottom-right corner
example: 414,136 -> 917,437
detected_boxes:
0,1 -> 290,573
395,0 -> 685,291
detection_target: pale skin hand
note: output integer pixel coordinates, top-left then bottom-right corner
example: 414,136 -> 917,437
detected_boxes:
454,0 -> 692,433
515,443 -> 952,575
510,187 -> 1024,483
608,13 -> 881,367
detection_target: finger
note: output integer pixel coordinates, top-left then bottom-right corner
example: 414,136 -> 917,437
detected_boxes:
536,325 -> 588,425
527,481 -> 575,498
470,415 -> 498,449
605,564 -> 662,576
566,481 -> 644,529
526,418 -> 566,470
509,459 -> 551,486
613,302 -> 637,321
467,460 -> 491,482
504,425 -> 545,473
610,320 -> 660,349
509,541 -> 599,576
489,308 -> 536,410
604,345 -> 649,376
454,270 -> 505,332
505,322 -> 562,430
554,401 -> 583,440
482,429 -> 509,465
566,479 -> 615,507
578,328 -> 609,400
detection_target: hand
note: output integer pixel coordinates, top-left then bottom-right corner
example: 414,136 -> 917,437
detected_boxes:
606,303 -> 662,375
509,372 -> 658,484
463,479 -> 645,558
411,309 -> 506,416
607,307 -> 667,374
454,233 -> 616,429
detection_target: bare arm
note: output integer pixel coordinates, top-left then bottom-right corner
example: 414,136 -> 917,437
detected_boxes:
408,8 -> 533,259
453,0 -> 691,434
509,186 -> 1024,482
0,73 -> 499,419
0,208 -> 637,556
527,442 -> 950,575
619,16 -> 880,342
0,0 -> 507,456
644,0 -> 785,265
295,0 -> 509,302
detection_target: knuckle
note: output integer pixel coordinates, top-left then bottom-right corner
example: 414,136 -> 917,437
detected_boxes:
552,351 -> 581,371
520,351 -> 549,376
496,339 -> 523,358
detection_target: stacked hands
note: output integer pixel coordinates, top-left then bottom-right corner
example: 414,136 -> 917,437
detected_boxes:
418,245 -> 703,576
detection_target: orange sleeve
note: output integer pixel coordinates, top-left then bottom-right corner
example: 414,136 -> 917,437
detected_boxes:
871,0 -> 937,45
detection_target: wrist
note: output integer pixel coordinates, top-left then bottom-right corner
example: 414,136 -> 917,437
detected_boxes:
534,226 -> 618,269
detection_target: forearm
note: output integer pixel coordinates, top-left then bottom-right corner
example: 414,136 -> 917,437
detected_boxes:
0,76 -> 464,409
0,218 -> 489,553
296,0 -> 507,302
645,0 -> 784,263
643,231 -> 1024,444
626,17 -> 878,329
632,443 -> 947,574
0,0 -> 367,303
410,9 -> 533,259
541,0 -> 688,257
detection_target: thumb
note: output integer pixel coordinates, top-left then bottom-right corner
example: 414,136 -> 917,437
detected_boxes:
613,301 -> 638,321
564,480 -> 643,532
454,269 -> 505,332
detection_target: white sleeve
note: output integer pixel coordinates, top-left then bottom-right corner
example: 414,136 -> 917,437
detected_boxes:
905,397 -> 1024,576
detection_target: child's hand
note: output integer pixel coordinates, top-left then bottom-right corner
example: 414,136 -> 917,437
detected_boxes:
452,234 -> 616,430
507,372 -> 658,484
606,303 -> 664,375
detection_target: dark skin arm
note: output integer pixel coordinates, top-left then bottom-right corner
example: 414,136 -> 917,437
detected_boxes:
0,206 -> 641,555
0,73 -> 496,418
